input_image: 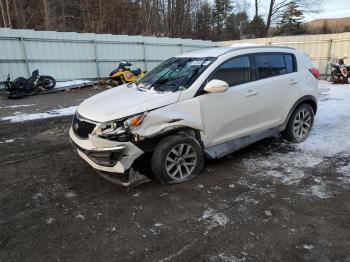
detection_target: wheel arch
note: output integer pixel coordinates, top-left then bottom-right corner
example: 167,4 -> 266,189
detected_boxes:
281,95 -> 317,131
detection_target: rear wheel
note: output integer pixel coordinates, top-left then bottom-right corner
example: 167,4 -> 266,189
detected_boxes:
40,76 -> 56,89
282,104 -> 314,142
151,134 -> 204,185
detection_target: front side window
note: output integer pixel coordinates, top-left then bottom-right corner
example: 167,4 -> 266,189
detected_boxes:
255,53 -> 296,79
135,57 -> 215,92
209,56 -> 251,86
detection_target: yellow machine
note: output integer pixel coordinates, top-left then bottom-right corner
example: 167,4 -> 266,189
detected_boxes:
109,61 -> 145,85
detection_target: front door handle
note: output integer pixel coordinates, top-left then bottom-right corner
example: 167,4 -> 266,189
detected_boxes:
289,79 -> 298,85
245,90 -> 258,97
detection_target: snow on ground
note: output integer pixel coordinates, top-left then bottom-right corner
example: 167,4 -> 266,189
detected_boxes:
0,138 -> 15,144
298,80 -> 350,156
55,80 -> 93,88
0,106 -> 77,123
199,208 -> 229,229
0,104 -> 35,109
243,81 -> 350,198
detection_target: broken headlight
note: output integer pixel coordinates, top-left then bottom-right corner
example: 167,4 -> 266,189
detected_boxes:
92,113 -> 145,138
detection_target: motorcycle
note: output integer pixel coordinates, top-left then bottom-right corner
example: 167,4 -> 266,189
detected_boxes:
330,58 -> 349,84
109,61 -> 145,85
5,69 -> 56,99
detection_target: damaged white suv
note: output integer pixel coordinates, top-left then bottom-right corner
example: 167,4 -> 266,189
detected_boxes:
70,45 -> 319,186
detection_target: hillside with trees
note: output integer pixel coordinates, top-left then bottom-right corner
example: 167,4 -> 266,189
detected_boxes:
0,0 -> 338,41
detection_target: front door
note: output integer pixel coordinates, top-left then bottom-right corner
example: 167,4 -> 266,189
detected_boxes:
198,55 -> 261,148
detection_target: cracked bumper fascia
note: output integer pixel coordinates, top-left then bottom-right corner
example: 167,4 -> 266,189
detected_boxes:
69,128 -> 144,173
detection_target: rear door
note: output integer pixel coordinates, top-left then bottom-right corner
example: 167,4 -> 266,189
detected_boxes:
253,52 -> 300,129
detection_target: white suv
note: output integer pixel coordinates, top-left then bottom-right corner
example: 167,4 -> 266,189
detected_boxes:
70,45 -> 319,186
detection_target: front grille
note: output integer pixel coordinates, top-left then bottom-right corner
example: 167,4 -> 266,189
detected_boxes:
72,114 -> 96,138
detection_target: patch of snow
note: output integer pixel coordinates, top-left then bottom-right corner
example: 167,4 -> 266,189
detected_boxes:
229,184 -> 235,188
298,81 -> 350,156
1,106 -> 77,123
241,81 -> 350,198
155,223 -> 163,227
303,244 -> 314,250
0,104 -> 35,109
337,164 -> 350,175
230,43 -> 263,48
200,208 -> 229,229
76,214 -> 85,220
46,217 -> 55,224
55,80 -> 93,88
65,191 -> 77,198
0,139 -> 15,144
308,184 -> 329,199
243,152 -> 323,185
211,253 -> 246,262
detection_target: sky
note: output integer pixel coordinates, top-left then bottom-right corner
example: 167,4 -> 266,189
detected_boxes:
246,0 -> 350,21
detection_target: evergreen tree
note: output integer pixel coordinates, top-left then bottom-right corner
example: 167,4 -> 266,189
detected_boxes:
277,1 -> 305,35
213,0 -> 232,39
247,15 -> 265,38
195,1 -> 212,40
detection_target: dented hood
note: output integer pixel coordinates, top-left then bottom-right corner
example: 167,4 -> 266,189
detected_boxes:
77,85 -> 180,122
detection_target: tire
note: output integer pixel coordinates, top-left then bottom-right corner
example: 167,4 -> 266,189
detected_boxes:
40,76 -> 56,89
151,134 -> 204,185
343,76 -> 348,84
282,104 -> 314,143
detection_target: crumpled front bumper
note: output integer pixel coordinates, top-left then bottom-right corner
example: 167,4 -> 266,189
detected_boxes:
69,128 -> 144,174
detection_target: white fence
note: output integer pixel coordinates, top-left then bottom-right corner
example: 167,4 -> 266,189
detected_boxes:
218,32 -> 350,76
1,29 -> 349,86
0,28 -> 215,84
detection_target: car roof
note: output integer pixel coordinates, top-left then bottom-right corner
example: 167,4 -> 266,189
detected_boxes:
177,43 -> 295,58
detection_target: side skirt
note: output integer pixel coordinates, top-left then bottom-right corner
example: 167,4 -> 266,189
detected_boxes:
204,128 -> 281,159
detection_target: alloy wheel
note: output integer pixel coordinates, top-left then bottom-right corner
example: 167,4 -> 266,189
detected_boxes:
292,109 -> 312,139
165,143 -> 197,180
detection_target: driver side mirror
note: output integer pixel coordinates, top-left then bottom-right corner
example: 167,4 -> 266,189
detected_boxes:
204,79 -> 229,93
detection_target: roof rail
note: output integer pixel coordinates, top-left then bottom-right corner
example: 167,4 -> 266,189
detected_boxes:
221,45 -> 295,56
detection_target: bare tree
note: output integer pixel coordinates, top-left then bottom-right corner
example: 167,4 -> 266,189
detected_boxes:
266,0 -> 321,36
0,0 -> 7,27
5,0 -> 11,27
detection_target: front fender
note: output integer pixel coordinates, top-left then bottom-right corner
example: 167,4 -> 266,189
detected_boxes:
133,97 -> 203,138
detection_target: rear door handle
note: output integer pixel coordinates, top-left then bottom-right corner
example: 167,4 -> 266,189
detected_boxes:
245,90 -> 258,97
289,79 -> 298,85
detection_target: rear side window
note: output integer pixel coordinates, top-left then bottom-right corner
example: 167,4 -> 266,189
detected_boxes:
284,54 -> 295,73
255,53 -> 296,79
209,56 -> 250,86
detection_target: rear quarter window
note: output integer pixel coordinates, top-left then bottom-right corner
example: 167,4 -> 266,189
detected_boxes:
255,53 -> 296,79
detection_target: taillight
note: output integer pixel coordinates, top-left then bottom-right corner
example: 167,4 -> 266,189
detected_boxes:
309,68 -> 320,80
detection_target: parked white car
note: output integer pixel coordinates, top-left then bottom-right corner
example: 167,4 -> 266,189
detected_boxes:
70,45 -> 320,186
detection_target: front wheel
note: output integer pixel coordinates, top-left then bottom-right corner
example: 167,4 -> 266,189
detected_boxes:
282,104 -> 314,143
151,134 -> 204,185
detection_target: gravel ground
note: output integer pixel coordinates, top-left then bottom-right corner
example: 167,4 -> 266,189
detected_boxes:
0,84 -> 350,262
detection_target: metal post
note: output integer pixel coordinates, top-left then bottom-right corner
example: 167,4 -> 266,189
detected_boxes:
180,43 -> 184,54
142,42 -> 148,71
93,40 -> 100,79
20,37 -> 30,77
325,39 -> 333,77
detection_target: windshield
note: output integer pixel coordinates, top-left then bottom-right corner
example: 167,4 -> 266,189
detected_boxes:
135,57 -> 215,92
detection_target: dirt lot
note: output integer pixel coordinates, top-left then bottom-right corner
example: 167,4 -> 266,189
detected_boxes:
1,85 -> 350,262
